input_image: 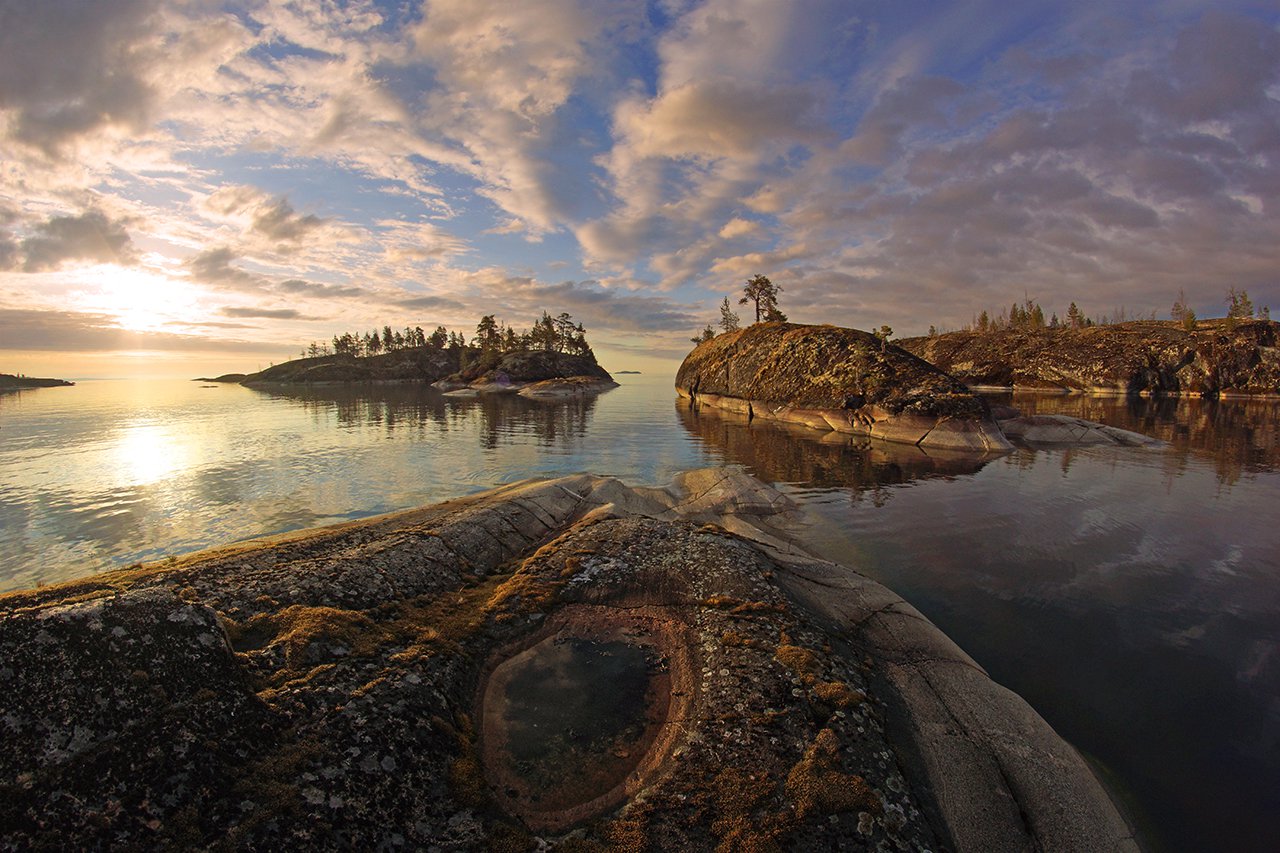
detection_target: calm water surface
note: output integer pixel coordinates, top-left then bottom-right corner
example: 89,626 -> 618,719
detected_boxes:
3,376 -> 1278,852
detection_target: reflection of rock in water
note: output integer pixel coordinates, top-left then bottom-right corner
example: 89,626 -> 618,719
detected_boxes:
989,392 -> 1280,483
676,396 -> 995,491
248,383 -> 600,448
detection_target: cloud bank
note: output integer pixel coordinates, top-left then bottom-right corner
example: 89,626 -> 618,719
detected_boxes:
0,0 -> 1277,367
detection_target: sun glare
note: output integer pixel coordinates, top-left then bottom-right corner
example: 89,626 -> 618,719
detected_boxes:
73,265 -> 201,332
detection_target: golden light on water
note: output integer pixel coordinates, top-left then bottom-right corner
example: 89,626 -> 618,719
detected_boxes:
109,421 -> 192,487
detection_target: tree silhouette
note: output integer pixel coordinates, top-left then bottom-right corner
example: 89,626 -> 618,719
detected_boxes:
738,274 -> 782,324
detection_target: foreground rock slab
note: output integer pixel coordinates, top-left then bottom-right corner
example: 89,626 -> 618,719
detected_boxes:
678,323 -> 1013,453
0,469 -> 1135,851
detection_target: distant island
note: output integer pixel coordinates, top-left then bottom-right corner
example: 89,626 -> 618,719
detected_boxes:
201,311 -> 616,397
615,370 -> 642,374
0,373 -> 74,391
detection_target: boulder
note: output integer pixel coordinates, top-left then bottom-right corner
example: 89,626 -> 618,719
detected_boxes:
677,323 -> 1012,453
0,469 -> 1136,851
900,319 -> 1280,397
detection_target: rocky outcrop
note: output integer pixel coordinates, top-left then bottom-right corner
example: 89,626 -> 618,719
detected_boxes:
900,319 -> 1280,396
0,469 -> 1136,851
435,349 -> 617,397
241,348 -> 460,385
0,373 -> 73,390
677,323 -> 1012,452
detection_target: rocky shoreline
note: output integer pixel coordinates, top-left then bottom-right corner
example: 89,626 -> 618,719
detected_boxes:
0,469 -> 1137,851
0,373 -> 73,391
900,319 -> 1280,397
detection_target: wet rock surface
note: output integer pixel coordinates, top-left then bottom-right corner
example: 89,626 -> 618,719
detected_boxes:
901,319 -> 1280,396
677,323 -> 1011,453
0,470 -> 1135,851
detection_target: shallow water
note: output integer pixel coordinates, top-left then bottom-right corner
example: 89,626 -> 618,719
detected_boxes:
2,376 -> 1277,851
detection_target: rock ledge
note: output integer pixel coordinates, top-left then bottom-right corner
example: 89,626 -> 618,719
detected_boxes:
0,469 -> 1136,851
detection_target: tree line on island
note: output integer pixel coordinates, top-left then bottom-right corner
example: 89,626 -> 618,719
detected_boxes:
963,287 -> 1269,335
692,276 -> 1271,347
304,311 -> 595,361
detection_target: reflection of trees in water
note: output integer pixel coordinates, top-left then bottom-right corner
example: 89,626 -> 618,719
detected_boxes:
252,384 -> 598,449
675,399 -> 994,496
999,393 -> 1280,485
254,384 -> 450,433
468,392 -> 597,450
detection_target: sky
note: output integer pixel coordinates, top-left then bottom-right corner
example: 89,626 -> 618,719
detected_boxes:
1,0 -> 1277,378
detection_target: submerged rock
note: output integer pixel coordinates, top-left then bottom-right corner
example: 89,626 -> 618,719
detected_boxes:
0,469 -> 1135,851
998,414 -> 1166,448
900,319 -> 1280,396
677,323 -> 1012,453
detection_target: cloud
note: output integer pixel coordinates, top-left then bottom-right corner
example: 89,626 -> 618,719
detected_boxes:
0,307 -> 275,353
405,0 -> 644,232
202,185 -> 332,247
452,269 -> 700,333
0,0 -> 160,154
17,211 -> 138,272
614,80 -> 827,161
396,294 -> 467,312
185,247 -> 259,288
718,218 -> 760,240
0,234 -> 17,270
276,279 -> 365,300
221,307 -> 306,320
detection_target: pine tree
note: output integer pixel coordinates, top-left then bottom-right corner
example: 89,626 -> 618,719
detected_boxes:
719,297 -> 740,332
738,274 -> 782,324
691,325 -> 716,345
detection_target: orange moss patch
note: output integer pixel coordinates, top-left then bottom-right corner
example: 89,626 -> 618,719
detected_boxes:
721,630 -> 764,649
785,728 -> 880,819
709,767 -> 787,853
599,817 -> 648,853
812,681 -> 865,709
774,644 -> 822,682
229,605 -> 387,670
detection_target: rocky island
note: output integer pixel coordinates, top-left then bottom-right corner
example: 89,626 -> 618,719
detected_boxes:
0,373 -> 73,391
0,469 -> 1136,851
202,312 -> 617,397
433,349 -> 617,398
677,323 -> 1012,452
900,318 -> 1280,397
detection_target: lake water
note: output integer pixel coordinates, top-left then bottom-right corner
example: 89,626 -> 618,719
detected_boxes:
2,375 -> 1277,852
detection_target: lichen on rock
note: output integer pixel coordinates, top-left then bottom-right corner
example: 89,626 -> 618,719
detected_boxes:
900,318 -> 1280,397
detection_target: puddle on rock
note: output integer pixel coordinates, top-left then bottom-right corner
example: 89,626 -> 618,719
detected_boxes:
479,606 -> 692,830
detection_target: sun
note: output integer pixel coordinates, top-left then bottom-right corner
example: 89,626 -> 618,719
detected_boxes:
72,264 -> 201,332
